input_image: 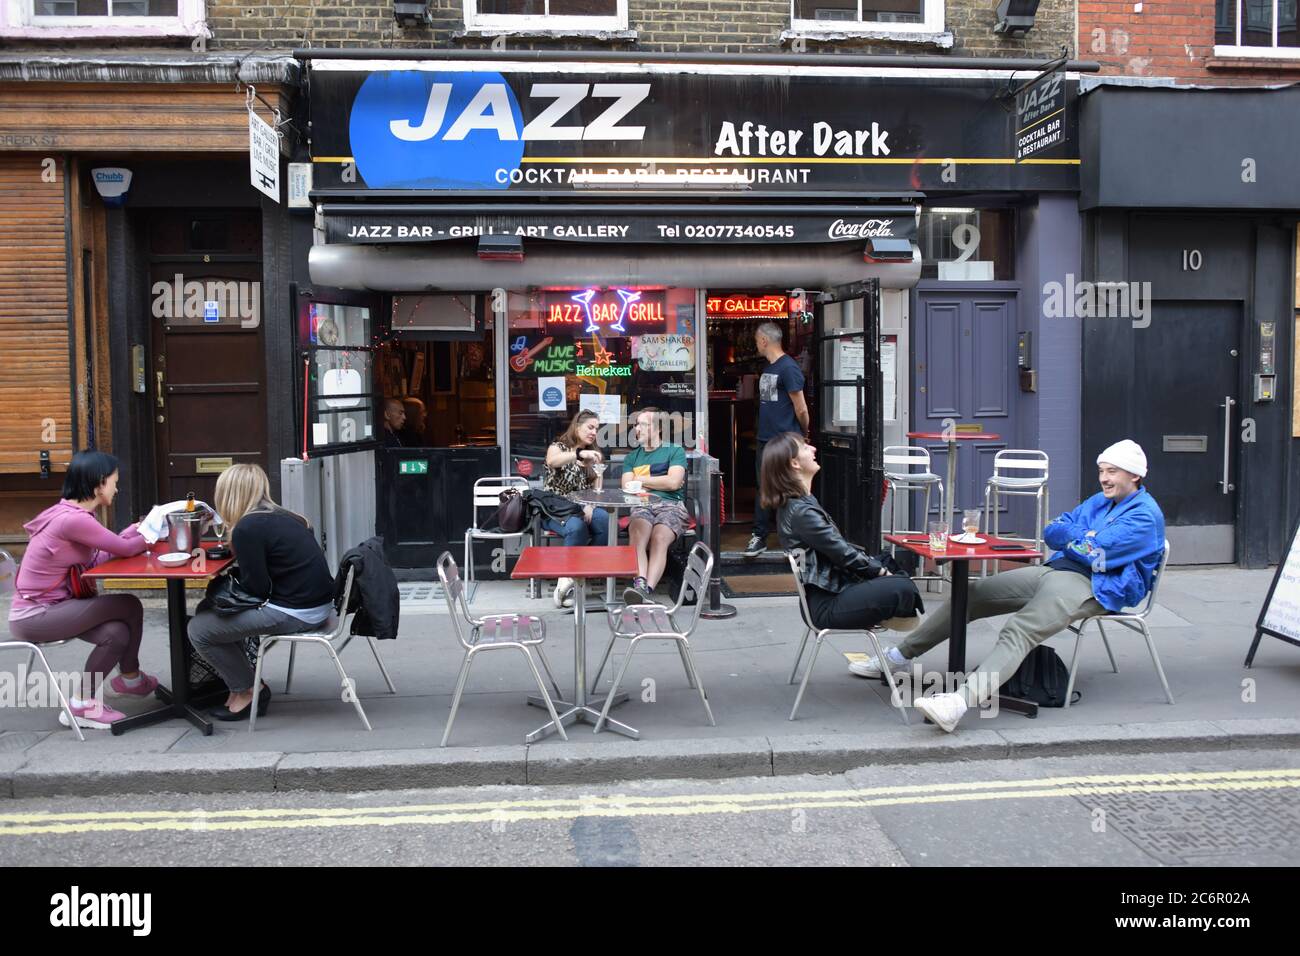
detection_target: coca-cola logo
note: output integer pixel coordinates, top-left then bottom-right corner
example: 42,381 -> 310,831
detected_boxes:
827,218 -> 895,240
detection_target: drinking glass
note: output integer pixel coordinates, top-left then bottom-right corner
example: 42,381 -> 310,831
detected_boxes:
928,520 -> 950,553
592,461 -> 606,492
962,509 -> 981,539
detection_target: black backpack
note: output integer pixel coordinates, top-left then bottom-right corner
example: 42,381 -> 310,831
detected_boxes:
1000,645 -> 1080,708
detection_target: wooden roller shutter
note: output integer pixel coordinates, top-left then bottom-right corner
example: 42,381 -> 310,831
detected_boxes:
0,156 -> 72,474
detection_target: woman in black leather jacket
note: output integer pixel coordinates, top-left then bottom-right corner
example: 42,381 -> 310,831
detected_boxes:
761,432 -> 923,631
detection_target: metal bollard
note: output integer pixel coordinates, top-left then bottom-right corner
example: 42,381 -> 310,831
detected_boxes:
701,469 -> 738,620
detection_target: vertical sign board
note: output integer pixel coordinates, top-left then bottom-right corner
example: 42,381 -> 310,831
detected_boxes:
249,110 -> 280,203
1246,517 -> 1300,665
1015,72 -> 1067,163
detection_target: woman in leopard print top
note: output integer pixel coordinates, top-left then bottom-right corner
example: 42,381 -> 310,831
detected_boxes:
543,410 -> 611,606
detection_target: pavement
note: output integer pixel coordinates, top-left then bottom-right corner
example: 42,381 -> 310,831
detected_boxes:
1,565 -> 1298,798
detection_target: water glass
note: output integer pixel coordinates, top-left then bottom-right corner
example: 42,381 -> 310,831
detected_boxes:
928,520 -> 950,553
962,509 -> 981,538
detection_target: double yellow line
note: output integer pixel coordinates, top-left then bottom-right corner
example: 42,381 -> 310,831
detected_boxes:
2,769 -> 1296,837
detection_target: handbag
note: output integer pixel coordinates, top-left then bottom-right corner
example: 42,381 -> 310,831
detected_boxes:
495,488 -> 528,534
204,568 -> 268,615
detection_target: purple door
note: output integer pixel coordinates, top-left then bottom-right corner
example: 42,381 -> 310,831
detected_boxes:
913,291 -> 1022,531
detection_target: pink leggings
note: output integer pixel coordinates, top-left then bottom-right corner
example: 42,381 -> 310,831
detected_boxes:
8,595 -> 145,696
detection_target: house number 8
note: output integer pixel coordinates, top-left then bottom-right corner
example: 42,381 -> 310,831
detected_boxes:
1182,249 -> 1202,271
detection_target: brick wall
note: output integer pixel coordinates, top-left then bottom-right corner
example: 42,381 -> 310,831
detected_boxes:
1079,0 -> 1300,83
199,0 -> 1074,58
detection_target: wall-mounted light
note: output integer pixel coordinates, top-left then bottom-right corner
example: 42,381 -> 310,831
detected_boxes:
993,0 -> 1040,37
478,235 -> 524,262
863,238 -> 915,263
393,1 -> 431,27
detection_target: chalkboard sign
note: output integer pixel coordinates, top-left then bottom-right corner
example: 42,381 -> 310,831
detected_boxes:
1246,516 -> 1300,666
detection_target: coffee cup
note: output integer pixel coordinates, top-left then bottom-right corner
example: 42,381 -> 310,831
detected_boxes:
625,480 -> 644,494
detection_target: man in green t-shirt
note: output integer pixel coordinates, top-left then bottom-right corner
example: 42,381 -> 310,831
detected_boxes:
621,407 -> 689,604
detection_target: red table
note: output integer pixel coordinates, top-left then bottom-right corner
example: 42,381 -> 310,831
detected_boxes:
512,545 -> 641,740
84,545 -> 234,736
906,431 -> 1001,545
885,532 -> 1041,717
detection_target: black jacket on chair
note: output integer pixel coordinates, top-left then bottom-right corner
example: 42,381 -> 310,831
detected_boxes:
777,494 -> 883,594
336,536 -> 400,640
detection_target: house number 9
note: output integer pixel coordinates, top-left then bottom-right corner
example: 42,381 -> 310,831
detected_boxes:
1182,249 -> 1202,271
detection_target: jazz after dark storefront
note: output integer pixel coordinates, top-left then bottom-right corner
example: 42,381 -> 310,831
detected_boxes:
293,52 -> 1082,570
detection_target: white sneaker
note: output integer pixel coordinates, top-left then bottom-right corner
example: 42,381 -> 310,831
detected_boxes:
914,692 -> 968,733
553,577 -> 574,609
848,646 -> 907,679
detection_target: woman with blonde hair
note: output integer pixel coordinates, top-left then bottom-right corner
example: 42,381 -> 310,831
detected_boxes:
542,408 -> 610,607
187,464 -> 334,721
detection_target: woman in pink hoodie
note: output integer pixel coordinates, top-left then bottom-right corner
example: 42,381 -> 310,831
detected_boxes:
8,450 -> 160,730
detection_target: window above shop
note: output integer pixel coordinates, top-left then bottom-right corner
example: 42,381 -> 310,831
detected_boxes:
1,0 -> 207,39
789,0 -> 948,43
918,209 -> 1015,281
462,0 -> 631,34
1215,0 -> 1300,57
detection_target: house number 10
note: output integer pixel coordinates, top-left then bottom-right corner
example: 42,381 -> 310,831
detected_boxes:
1182,249 -> 1202,271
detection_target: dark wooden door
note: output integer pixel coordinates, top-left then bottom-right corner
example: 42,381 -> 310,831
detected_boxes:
149,213 -> 266,504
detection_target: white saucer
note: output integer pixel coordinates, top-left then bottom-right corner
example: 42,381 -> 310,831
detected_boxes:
155,552 -> 191,566
950,533 -> 986,545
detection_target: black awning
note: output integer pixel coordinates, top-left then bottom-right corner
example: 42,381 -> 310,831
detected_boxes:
320,203 -> 918,246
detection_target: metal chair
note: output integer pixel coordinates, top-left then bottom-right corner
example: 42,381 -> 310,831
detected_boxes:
883,445 -> 945,588
983,449 -> 1050,555
1064,539 -> 1174,707
250,565 -> 397,732
464,476 -> 535,602
0,549 -> 83,739
588,541 -> 716,734
786,549 -> 910,725
436,551 -> 567,747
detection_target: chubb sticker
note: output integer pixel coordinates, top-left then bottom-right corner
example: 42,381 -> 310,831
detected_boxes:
348,71 -> 649,190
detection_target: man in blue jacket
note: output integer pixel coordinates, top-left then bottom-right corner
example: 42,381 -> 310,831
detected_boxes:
853,439 -> 1165,733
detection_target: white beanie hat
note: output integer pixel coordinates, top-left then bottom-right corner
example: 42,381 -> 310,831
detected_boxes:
1097,439 -> 1148,478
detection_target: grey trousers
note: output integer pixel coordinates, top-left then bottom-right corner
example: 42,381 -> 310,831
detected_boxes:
187,606 -> 326,693
896,565 -> 1104,706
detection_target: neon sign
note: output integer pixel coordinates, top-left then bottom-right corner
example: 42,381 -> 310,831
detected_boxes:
545,289 -> 666,334
706,294 -> 788,317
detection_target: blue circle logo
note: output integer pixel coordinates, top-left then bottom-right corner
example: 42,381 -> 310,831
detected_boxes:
349,71 -> 525,190
542,387 -> 563,408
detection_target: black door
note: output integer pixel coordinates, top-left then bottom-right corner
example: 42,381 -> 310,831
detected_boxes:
1131,300 -> 1241,564
811,280 -> 884,550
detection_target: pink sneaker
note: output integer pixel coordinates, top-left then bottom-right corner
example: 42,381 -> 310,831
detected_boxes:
109,672 -> 160,698
58,699 -> 127,730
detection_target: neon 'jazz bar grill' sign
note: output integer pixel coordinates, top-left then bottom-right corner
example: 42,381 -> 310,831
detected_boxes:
545,289 -> 666,333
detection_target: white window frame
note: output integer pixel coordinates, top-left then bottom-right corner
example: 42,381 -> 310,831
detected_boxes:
790,0 -> 944,36
0,0 -> 207,39
1214,0 -> 1300,57
463,0 -> 628,32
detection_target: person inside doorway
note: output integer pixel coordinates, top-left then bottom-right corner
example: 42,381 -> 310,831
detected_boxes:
380,398 -> 406,448
187,464 -> 335,722
399,397 -> 427,447
763,432 -> 923,632
7,450 -> 158,731
543,409 -> 611,608
621,407 -> 689,605
863,440 -> 1165,733
746,321 -> 808,557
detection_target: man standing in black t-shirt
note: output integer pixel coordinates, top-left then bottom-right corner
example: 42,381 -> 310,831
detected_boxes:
746,321 -> 808,556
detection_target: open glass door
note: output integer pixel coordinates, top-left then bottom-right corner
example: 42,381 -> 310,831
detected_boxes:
812,279 -> 883,550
